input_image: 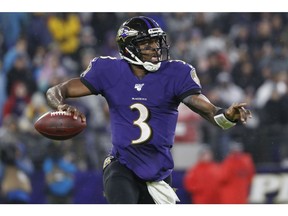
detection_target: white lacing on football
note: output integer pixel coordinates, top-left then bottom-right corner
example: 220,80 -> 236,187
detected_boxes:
50,111 -> 72,116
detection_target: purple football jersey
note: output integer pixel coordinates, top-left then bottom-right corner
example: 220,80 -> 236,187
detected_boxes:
80,56 -> 201,181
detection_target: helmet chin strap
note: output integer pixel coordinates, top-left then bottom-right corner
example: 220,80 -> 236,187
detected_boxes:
122,48 -> 161,72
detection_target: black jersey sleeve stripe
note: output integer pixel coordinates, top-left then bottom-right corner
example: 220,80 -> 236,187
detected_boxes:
178,88 -> 202,102
80,77 -> 99,95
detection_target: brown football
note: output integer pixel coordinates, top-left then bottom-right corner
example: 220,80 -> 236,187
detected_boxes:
34,111 -> 87,140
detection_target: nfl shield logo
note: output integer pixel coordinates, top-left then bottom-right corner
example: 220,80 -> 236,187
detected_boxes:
134,84 -> 144,91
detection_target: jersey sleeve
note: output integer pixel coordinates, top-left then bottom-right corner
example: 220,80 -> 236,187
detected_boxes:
173,62 -> 202,101
80,56 -> 118,95
80,57 -> 102,95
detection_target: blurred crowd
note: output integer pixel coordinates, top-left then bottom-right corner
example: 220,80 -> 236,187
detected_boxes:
0,12 -> 288,203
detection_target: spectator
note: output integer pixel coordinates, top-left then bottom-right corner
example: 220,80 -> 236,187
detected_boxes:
18,92 -> 50,133
183,146 -> 221,204
0,13 -> 29,52
43,142 -> 77,204
2,81 -> 31,119
0,141 -> 32,204
75,26 -> 98,67
68,95 -> 111,170
219,142 -> 255,204
90,13 -> 119,44
6,52 -> 37,96
186,28 -> 206,65
231,58 -> 262,95
257,73 -> 287,163
27,13 -> 53,57
254,68 -> 287,109
47,13 -> 81,58
18,105 -> 50,170
164,13 -> 194,41
205,72 -> 247,159
36,51 -> 68,93
2,36 -> 29,76
210,71 -> 246,108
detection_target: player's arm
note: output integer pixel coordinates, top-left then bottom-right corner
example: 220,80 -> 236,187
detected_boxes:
182,94 -> 252,129
46,78 -> 91,121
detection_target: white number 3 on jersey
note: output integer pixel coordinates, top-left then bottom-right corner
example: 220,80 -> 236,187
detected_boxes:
130,103 -> 152,144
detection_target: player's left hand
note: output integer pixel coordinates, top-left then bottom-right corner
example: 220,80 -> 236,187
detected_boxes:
225,102 -> 252,124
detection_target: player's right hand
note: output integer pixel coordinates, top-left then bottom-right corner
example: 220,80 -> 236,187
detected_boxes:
57,104 -> 86,122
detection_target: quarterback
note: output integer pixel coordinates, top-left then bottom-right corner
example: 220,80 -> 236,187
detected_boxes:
46,16 -> 252,204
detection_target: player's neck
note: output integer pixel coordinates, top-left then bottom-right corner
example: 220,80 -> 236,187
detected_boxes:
130,64 -> 148,80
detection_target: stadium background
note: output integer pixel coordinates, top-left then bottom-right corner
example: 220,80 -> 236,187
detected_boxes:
0,12 -> 288,204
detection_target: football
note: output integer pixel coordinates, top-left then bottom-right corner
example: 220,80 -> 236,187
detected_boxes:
34,111 -> 87,140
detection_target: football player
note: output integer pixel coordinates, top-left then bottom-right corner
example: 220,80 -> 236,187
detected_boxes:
46,16 -> 252,204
